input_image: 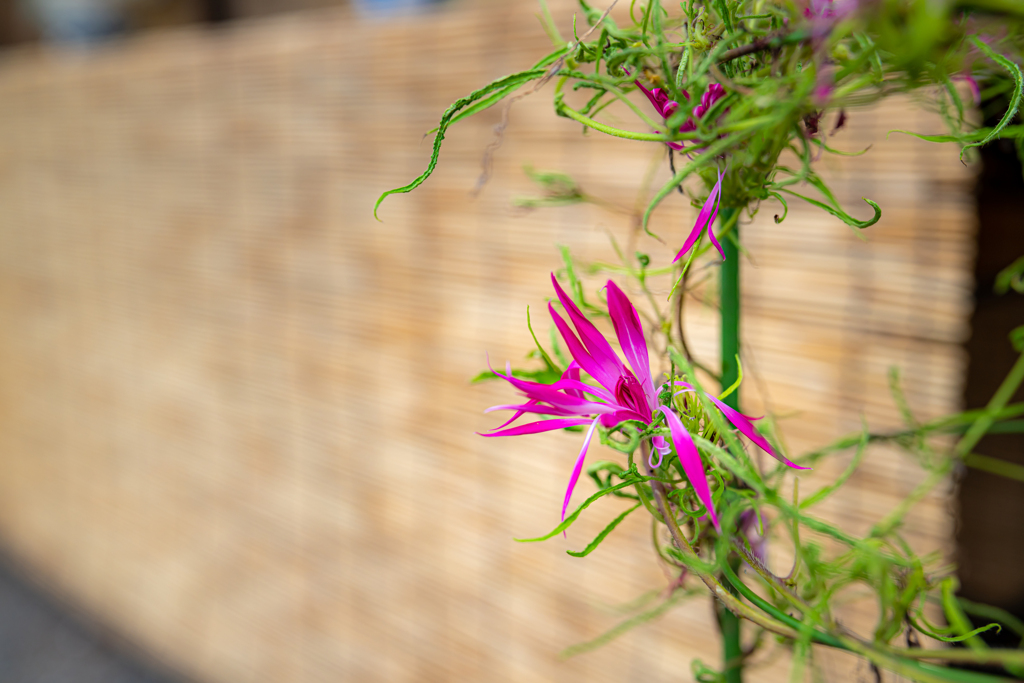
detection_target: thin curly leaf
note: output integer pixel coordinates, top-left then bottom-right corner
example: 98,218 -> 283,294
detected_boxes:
440,48 -> 569,131
936,623 -> 1003,643
815,137 -> 872,157
1012,326 -> 1024,353
718,354 -> 743,400
527,305 -> 562,374
601,420 -> 643,454
911,617 -> 1002,643
780,188 -> 881,229
942,578 -> 992,652
536,0 -> 564,45
560,588 -> 695,658
712,0 -> 734,31
888,129 -> 980,144
963,453 -> 1024,483
558,245 -> 587,307
963,36 -> 1023,161
587,460 -> 629,478
944,75 -> 967,126
374,68 -> 548,219
586,459 -> 639,494
959,597 -> 1024,642
995,255 -> 1024,295
566,502 -> 641,556
770,191 -> 789,223
514,476 -> 648,542
800,426 -> 867,509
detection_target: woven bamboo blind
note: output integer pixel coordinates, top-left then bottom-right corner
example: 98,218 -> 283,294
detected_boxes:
0,3 -> 974,681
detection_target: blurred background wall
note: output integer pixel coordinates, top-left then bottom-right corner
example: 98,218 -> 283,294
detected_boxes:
0,0 -> 990,681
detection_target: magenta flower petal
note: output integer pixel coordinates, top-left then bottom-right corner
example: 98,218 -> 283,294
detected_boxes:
563,362 -> 584,398
481,417 -> 596,438
703,394 -> 810,470
674,170 -> 724,263
562,418 -> 601,522
488,399 -> 544,430
658,406 -> 719,530
598,408 -> 652,428
491,363 -> 615,413
706,199 -> 726,260
486,403 -> 580,416
548,303 -> 621,392
549,379 -> 616,403
487,400 -> 617,416
551,275 -> 627,383
703,83 -> 725,108
605,280 -> 656,408
635,81 -> 681,119
637,80 -> 722,152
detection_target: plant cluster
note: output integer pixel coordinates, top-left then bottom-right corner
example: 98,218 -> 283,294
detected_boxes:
375,0 -> 1024,680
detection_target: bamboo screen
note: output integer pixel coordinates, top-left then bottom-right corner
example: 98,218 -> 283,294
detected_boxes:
0,3 -> 975,682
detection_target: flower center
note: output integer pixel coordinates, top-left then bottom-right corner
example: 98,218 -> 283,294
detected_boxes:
614,373 -> 648,418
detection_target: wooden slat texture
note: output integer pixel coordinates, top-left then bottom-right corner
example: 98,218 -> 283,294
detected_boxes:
0,3 -> 974,682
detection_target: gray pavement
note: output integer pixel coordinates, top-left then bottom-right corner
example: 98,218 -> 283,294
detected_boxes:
0,558 -> 186,683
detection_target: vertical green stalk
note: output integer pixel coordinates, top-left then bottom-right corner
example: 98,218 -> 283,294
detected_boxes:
718,207 -> 743,683
720,208 -> 741,411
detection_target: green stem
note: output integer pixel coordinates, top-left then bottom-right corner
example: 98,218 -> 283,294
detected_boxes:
718,207 -> 743,683
720,210 -> 741,411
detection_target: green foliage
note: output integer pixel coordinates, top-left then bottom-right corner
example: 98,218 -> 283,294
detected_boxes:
377,0 -> 1024,679
995,256 -> 1024,295
373,55 -> 562,219
566,502 -> 642,556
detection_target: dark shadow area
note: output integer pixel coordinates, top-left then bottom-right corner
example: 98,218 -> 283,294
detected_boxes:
0,551 -> 190,683
956,88 -> 1024,656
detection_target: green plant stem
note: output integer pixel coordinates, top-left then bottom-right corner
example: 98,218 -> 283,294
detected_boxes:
718,207 -> 743,683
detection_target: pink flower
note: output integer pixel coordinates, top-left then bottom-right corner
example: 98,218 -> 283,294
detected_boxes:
674,169 -> 725,262
673,381 -> 807,473
803,0 -> 836,19
482,276 -> 803,529
635,81 -> 726,151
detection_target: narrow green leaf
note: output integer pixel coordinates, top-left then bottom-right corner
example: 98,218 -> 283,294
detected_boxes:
888,129 -> 979,144
560,588 -> 696,658
536,0 -> 565,45
958,597 -> 1024,642
963,453 -> 1024,483
514,477 -> 647,542
374,68 -> 549,219
558,245 -> 586,306
718,355 -> 743,400
471,366 -> 562,384
943,578 -> 990,652
915,621 -> 1002,643
566,502 -> 641,556
442,48 -> 569,131
527,305 -> 562,374
800,425 -> 868,509
962,36 -> 1023,161
770,191 -> 789,224
995,256 -> 1024,295
779,188 -> 881,229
